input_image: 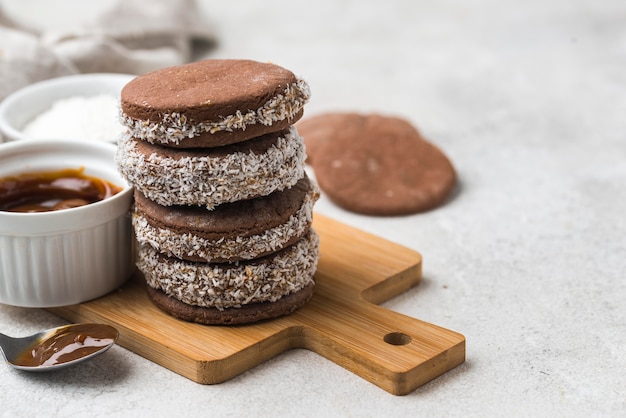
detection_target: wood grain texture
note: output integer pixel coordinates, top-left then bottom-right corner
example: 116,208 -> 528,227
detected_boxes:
48,213 -> 465,395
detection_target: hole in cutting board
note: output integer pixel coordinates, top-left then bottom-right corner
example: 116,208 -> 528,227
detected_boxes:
383,332 -> 412,346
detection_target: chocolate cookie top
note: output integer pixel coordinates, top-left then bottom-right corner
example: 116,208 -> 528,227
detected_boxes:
135,176 -> 314,239
297,113 -> 456,216
121,59 -> 311,148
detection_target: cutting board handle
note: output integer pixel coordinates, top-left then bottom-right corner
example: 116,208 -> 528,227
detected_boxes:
301,301 -> 465,396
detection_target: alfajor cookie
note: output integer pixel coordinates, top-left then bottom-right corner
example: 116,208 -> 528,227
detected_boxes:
116,125 -> 306,208
133,176 -> 319,263
138,229 -> 320,324
297,113 -> 456,216
120,59 -> 311,148
146,282 -> 315,326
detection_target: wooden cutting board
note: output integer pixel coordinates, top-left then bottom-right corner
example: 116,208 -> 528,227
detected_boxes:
48,214 -> 465,395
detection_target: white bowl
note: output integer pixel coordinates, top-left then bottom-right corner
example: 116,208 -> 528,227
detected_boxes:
0,73 -> 135,143
0,140 -> 134,307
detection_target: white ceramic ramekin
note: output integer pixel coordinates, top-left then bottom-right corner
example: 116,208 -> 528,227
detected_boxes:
0,140 -> 134,307
0,73 -> 134,143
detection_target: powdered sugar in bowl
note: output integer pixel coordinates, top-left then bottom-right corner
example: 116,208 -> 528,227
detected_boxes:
0,73 -> 134,144
0,140 -> 134,307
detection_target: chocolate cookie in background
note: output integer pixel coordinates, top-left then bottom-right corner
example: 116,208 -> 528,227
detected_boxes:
115,59 -> 320,325
296,113 -> 456,216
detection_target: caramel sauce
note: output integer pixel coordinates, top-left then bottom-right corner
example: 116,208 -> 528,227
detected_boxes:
14,324 -> 118,368
0,167 -> 122,212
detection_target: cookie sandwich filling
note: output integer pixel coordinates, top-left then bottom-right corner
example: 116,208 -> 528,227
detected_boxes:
138,229 -> 319,310
121,79 -> 311,146
116,125 -> 306,208
133,186 -> 319,262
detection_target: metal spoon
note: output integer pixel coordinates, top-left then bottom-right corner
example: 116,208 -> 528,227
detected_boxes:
0,323 -> 118,371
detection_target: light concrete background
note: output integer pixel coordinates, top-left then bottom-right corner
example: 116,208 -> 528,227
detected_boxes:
1,0 -> 625,416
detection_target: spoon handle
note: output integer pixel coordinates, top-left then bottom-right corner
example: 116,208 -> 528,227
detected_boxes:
0,332 -> 18,360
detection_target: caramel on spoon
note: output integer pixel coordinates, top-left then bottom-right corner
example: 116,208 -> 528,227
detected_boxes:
0,323 -> 118,371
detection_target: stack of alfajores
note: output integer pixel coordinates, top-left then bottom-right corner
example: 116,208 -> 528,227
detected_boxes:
115,59 -> 319,325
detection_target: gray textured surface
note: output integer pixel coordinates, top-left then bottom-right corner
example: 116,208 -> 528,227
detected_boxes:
1,0 -> 625,416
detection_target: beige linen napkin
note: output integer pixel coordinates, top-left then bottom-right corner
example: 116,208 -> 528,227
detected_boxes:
0,0 -> 216,100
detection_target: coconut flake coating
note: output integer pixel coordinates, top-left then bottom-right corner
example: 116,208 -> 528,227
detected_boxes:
115,125 -> 306,208
138,229 -> 320,310
133,186 -> 318,262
